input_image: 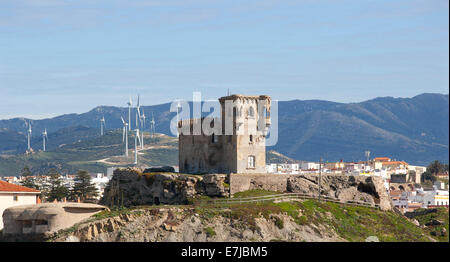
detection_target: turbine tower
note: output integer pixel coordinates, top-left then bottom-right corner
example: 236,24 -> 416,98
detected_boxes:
134,94 -> 142,149
27,121 -> 32,150
121,117 -> 129,157
100,116 -> 106,136
135,94 -> 141,130
140,108 -> 146,149
134,128 -> 140,165
127,97 -> 132,131
42,128 -> 48,152
150,112 -> 156,138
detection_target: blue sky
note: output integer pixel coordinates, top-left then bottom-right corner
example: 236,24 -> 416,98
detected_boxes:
0,0 -> 448,119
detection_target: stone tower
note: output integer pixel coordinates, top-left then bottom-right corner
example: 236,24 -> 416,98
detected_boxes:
178,94 -> 271,174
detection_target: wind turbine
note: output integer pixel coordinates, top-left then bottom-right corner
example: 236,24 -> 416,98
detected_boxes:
27,121 -> 32,151
121,117 -> 129,157
140,108 -> 146,149
127,97 -> 132,131
150,112 -> 156,138
134,128 -> 140,165
42,128 -> 48,152
100,116 -> 106,136
135,94 -> 141,130
135,94 -> 142,148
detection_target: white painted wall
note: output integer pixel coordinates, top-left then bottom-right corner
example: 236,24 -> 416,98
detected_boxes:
0,193 -> 38,230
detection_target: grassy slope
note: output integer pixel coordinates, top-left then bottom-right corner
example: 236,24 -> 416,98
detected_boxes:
411,208 -> 449,242
194,199 -> 433,242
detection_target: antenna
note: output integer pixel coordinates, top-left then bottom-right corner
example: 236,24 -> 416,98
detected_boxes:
121,117 -> 129,157
365,150 -> 371,165
42,128 -> 48,152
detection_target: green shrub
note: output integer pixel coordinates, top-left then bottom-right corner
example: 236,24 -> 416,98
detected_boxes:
273,216 -> 284,229
204,227 -> 216,237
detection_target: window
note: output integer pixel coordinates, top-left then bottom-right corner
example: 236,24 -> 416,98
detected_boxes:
212,134 -> 218,143
248,106 -> 255,118
13,195 -> 18,201
248,155 -> 255,168
250,135 -> 253,142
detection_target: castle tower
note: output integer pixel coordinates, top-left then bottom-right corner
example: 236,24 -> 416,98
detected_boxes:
218,95 -> 271,173
178,94 -> 271,174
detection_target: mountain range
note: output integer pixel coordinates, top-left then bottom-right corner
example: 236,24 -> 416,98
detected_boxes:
0,93 -> 448,171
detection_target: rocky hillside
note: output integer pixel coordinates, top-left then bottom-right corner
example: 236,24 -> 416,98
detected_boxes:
47,199 -> 439,242
99,169 -> 392,210
405,208 -> 449,242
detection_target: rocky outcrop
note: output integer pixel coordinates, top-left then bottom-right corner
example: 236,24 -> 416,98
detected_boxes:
231,174 -> 393,210
287,175 -> 391,210
101,169 -> 392,210
50,207 -> 345,242
100,169 -> 229,207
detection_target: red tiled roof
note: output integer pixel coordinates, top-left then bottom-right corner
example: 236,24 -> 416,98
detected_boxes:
381,161 -> 408,166
0,180 -> 40,193
374,157 -> 390,162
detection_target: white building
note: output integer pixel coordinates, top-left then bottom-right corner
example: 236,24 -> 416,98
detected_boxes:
423,186 -> 449,207
266,163 -> 300,174
266,164 -> 277,173
300,161 -> 320,171
0,180 -> 41,230
90,173 -> 110,198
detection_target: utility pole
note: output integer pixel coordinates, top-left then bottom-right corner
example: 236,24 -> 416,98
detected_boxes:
318,157 -> 322,201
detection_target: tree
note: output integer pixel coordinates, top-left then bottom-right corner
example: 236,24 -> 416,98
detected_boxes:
422,160 -> 448,183
428,160 -> 446,175
21,166 -> 32,177
20,166 -> 39,190
70,170 -> 98,202
45,168 -> 69,202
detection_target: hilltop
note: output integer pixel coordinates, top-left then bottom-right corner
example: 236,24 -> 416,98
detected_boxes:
47,199 -> 446,242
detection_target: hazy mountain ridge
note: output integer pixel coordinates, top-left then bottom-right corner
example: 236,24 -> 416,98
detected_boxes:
0,93 -> 448,165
